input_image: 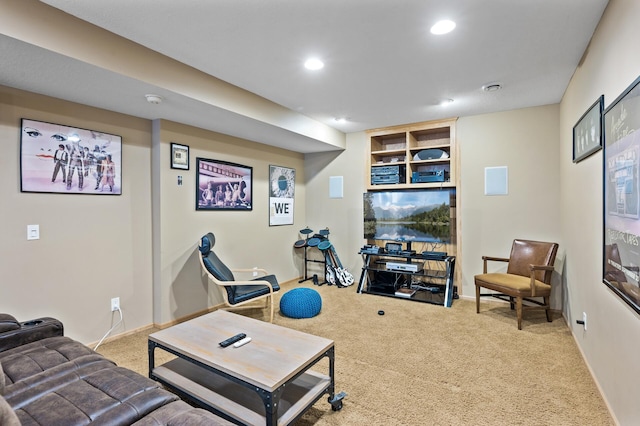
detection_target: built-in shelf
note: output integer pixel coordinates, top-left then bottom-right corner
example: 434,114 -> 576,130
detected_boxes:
366,118 -> 457,190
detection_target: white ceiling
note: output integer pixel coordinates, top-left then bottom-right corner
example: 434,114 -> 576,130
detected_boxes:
2,0 -> 609,153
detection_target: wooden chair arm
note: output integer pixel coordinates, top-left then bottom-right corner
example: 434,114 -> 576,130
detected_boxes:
529,265 -> 554,272
528,264 -> 555,296
232,268 -> 269,275
212,277 -> 275,293
482,256 -> 510,262
481,256 -> 510,273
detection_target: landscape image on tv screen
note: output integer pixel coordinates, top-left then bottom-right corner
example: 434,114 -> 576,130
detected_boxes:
363,189 -> 452,244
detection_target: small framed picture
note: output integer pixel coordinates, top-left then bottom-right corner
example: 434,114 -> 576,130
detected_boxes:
573,95 -> 604,163
171,143 -> 190,170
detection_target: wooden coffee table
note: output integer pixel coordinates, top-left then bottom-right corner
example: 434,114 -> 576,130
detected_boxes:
148,310 -> 344,425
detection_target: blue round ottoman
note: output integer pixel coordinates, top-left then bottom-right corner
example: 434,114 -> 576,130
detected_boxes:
280,288 -> 322,319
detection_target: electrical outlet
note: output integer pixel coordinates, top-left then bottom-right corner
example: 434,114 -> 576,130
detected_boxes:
111,297 -> 120,312
582,312 -> 587,331
253,267 -> 258,277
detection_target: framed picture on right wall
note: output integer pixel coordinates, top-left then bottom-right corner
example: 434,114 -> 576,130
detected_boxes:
603,75 -> 640,314
573,95 -> 603,163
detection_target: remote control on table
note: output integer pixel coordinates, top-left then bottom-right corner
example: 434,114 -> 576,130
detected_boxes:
233,337 -> 252,348
219,333 -> 246,348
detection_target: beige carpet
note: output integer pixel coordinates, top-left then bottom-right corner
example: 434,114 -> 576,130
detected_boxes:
97,281 -> 613,425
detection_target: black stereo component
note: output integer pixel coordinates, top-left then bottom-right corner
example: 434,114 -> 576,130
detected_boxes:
372,174 -> 404,185
422,251 -> 447,260
371,165 -> 406,185
412,170 -> 449,183
371,165 -> 402,176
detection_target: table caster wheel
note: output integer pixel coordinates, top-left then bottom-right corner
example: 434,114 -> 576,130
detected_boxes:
329,391 -> 346,411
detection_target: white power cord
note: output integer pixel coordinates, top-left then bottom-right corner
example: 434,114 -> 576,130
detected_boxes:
93,307 -> 123,351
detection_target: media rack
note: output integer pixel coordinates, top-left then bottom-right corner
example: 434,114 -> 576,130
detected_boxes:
357,249 -> 456,307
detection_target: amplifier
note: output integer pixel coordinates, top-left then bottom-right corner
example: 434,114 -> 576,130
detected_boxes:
386,262 -> 420,272
371,174 -> 404,185
412,170 -> 448,183
371,165 -> 402,176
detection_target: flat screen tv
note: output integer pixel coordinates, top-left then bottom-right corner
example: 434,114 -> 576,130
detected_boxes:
363,189 -> 454,248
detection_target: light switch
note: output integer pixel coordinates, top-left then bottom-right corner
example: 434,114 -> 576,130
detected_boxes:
27,224 -> 40,240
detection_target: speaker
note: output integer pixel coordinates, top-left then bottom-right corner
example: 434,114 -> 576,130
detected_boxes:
485,166 -> 508,195
329,176 -> 343,198
413,149 -> 449,161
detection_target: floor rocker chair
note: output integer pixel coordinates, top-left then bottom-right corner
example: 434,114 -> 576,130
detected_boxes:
474,239 -> 559,330
198,232 -> 280,323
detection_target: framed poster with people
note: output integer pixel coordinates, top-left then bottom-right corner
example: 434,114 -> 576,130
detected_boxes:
196,157 -> 252,211
20,118 -> 122,195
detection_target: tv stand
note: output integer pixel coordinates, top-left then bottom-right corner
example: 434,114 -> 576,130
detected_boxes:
357,250 -> 456,307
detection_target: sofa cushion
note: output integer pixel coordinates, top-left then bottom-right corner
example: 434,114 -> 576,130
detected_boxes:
13,366 -> 178,426
3,355 -> 113,401
0,336 -> 101,389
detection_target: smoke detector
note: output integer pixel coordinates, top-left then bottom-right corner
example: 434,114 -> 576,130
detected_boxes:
145,94 -> 163,104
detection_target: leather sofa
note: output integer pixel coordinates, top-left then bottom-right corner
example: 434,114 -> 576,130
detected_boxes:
0,314 -> 231,425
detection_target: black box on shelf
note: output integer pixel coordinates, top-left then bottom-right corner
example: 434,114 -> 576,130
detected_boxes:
371,165 -> 406,185
371,165 -> 402,176
372,270 -> 405,288
411,170 -> 449,183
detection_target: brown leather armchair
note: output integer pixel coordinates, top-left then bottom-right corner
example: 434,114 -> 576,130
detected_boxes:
474,239 -> 559,330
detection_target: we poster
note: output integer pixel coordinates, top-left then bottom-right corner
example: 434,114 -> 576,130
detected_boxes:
269,165 -> 295,226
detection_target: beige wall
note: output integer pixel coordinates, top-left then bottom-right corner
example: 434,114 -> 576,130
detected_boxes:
560,0 -> 640,423
0,86 -> 307,342
0,86 -> 153,344
304,132 -> 367,276
458,105 -> 563,304
152,120 -> 305,325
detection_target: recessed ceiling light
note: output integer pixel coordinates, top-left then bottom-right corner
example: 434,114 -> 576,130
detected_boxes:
304,58 -> 324,70
430,20 -> 456,35
482,83 -> 502,92
334,117 -> 348,123
440,98 -> 454,106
